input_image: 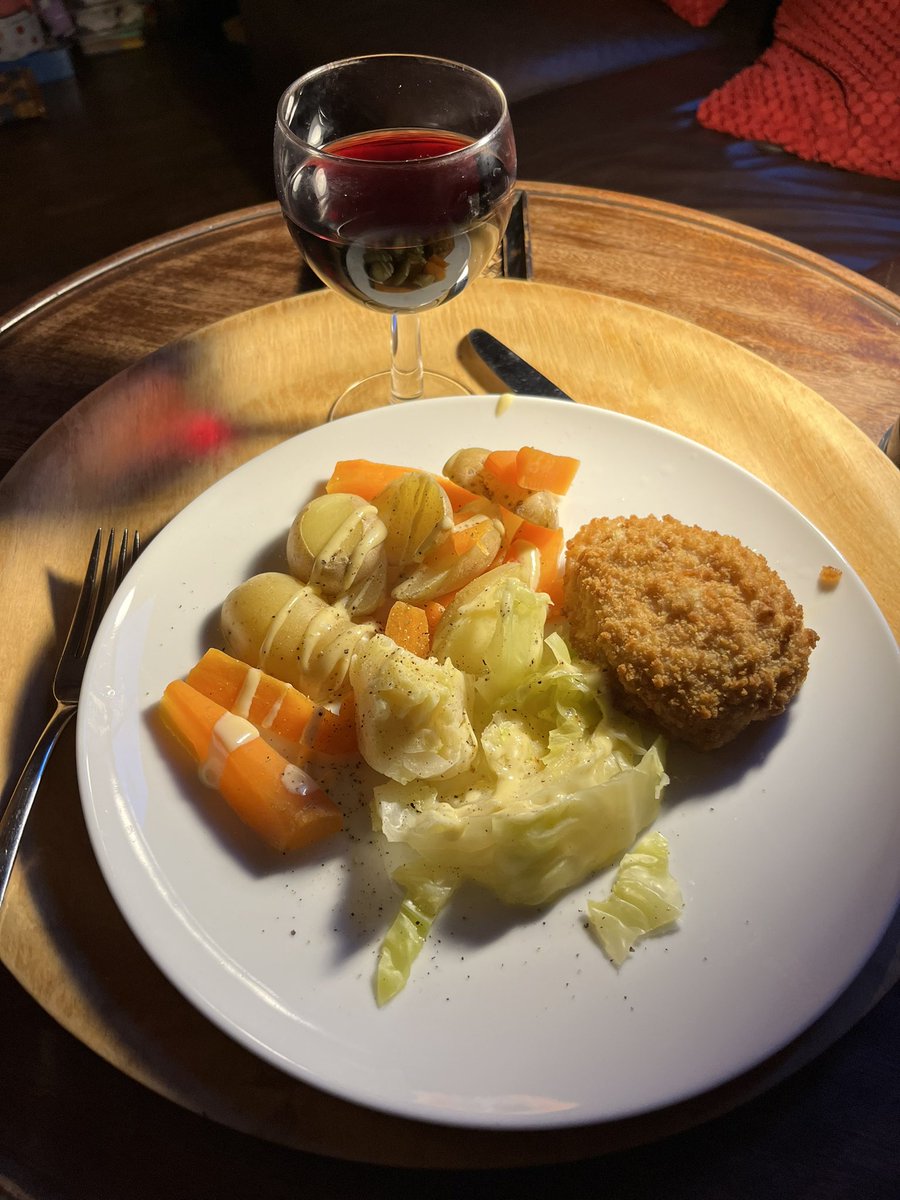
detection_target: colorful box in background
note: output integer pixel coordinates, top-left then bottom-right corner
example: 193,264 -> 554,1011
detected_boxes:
0,1 -> 76,121
0,0 -> 47,58
69,0 -> 148,55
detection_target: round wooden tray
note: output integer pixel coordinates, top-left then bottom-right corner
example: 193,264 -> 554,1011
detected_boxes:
1,278 -> 898,1167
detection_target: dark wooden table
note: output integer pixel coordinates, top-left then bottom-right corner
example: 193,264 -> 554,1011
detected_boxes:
1,185 -> 898,1199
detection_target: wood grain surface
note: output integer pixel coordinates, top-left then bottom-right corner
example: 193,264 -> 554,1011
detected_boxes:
1,272 -> 898,1169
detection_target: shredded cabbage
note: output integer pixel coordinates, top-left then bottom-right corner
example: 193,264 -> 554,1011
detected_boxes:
587,831 -> 683,966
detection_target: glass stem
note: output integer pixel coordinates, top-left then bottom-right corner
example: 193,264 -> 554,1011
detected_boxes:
390,313 -> 425,402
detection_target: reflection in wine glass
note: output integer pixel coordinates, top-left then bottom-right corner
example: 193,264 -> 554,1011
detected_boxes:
274,54 -> 517,419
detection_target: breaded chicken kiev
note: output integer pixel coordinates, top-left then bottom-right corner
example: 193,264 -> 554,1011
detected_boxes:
564,515 -> 818,751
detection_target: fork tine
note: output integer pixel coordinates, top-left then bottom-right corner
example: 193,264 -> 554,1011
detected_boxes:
114,528 -> 130,589
115,529 -> 141,589
77,529 -> 117,659
60,529 -> 103,662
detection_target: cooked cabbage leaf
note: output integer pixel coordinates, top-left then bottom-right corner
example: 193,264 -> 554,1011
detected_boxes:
587,831 -> 683,966
377,740 -> 666,906
431,565 -> 549,712
375,862 -> 458,1006
349,634 -> 477,783
373,641 -> 668,907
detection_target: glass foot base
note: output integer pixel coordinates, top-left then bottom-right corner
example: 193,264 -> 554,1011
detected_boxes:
328,370 -> 469,421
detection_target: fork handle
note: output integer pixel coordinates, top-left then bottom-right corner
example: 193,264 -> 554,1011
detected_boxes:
0,702 -> 76,909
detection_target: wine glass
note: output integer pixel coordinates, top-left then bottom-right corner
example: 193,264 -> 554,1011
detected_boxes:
274,54 -> 517,419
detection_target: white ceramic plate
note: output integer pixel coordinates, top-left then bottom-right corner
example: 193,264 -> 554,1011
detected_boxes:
77,396 -> 900,1130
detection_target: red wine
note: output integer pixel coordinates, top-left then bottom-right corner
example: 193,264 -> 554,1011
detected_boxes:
328,127 -> 473,162
282,127 -> 514,314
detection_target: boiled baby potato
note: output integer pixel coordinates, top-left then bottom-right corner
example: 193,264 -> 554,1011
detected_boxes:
391,513 -> 503,604
221,571 -> 375,703
286,493 -> 387,616
442,448 -> 558,528
372,471 -> 452,576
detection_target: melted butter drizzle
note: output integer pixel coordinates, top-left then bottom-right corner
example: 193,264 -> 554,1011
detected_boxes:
281,763 -> 319,797
310,505 -> 385,594
233,666 -> 262,718
234,664 -> 286,729
260,689 -> 285,730
256,580 -> 374,702
199,712 -> 259,788
258,586 -> 306,670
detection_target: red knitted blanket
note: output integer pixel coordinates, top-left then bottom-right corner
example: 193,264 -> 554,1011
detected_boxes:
668,0 -> 900,180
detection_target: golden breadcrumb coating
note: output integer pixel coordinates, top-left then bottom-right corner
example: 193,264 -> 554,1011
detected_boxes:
818,565 -> 843,590
564,515 -> 818,751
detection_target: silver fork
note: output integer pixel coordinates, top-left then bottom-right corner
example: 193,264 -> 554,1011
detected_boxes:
0,529 -> 141,908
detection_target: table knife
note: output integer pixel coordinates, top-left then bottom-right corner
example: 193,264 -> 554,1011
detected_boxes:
466,328 -> 574,401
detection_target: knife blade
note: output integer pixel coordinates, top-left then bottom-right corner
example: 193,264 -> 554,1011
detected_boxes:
466,328 -> 574,401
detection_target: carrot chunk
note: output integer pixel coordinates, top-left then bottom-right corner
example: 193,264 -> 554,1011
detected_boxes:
384,600 -> 431,657
325,459 -> 481,513
424,601 -> 446,636
507,522 -> 565,606
324,459 -> 407,501
186,648 -> 357,757
515,447 -> 580,494
159,680 -> 343,853
451,522 -> 486,558
483,449 -> 520,488
497,504 -> 524,550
